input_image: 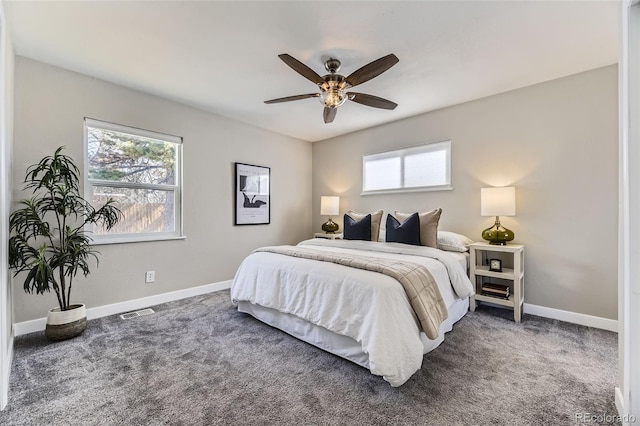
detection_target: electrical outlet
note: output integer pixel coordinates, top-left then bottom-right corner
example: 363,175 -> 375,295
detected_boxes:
145,271 -> 155,283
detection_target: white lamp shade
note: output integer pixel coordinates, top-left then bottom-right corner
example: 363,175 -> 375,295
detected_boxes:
481,187 -> 516,217
320,196 -> 340,216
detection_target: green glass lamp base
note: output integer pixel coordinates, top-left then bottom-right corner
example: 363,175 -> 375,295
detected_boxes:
322,218 -> 339,234
482,219 -> 514,245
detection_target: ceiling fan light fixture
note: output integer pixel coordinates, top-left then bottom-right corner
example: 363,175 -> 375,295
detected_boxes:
319,88 -> 348,108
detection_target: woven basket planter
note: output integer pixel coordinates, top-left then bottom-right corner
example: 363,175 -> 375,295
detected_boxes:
45,304 -> 87,341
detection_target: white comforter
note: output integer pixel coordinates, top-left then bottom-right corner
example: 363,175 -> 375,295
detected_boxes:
231,239 -> 474,386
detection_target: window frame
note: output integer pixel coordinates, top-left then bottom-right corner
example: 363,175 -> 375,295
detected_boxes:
361,140 -> 452,195
83,117 -> 184,245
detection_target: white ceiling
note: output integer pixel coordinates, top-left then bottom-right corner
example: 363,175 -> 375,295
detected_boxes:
4,1 -> 619,142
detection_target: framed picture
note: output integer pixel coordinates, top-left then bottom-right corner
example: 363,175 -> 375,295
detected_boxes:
489,258 -> 503,272
235,162 -> 270,225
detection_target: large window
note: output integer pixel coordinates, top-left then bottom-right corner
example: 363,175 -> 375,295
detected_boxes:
84,118 -> 183,244
362,140 -> 452,194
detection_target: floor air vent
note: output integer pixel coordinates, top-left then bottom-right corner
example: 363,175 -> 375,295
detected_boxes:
120,308 -> 155,320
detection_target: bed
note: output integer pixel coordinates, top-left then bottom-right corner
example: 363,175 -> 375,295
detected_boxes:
230,236 -> 474,387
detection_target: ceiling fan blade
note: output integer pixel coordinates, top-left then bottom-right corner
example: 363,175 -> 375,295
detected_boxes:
264,93 -> 320,104
323,107 -> 337,124
278,54 -> 325,86
348,92 -> 398,110
344,54 -> 399,88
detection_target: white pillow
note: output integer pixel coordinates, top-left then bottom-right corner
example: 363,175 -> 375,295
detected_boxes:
437,231 -> 473,252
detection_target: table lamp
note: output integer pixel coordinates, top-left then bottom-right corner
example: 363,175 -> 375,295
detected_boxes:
320,196 -> 340,233
481,187 -> 516,245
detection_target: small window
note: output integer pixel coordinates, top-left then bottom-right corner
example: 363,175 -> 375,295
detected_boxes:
362,140 -> 452,194
84,118 -> 183,244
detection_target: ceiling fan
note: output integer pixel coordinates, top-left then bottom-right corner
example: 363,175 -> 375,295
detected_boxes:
264,53 -> 399,124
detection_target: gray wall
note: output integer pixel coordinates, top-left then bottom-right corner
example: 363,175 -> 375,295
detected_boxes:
313,65 -> 618,320
12,57 -> 312,323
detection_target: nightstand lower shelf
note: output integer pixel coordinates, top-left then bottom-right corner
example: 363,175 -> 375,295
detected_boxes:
472,293 -> 524,309
474,294 -> 513,307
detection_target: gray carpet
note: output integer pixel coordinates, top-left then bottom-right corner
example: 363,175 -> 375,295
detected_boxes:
0,290 -> 618,425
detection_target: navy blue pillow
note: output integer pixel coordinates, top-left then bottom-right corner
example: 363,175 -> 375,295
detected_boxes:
344,214 -> 372,241
386,213 -> 421,246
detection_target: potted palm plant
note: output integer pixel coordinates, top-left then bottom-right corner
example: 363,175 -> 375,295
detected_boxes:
8,146 -> 122,341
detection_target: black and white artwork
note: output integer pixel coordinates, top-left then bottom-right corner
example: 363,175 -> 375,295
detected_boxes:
235,162 -> 270,225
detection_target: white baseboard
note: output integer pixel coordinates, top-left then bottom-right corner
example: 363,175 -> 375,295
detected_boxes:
13,280 -> 232,337
524,303 -> 617,332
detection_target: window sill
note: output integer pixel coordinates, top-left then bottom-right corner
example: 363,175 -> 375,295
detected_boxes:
361,186 -> 453,196
90,235 -> 187,246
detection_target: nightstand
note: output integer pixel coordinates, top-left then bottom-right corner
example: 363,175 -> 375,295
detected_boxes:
313,233 -> 343,240
469,242 -> 525,323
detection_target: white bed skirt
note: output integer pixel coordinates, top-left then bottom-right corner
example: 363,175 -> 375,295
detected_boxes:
237,296 -> 470,370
